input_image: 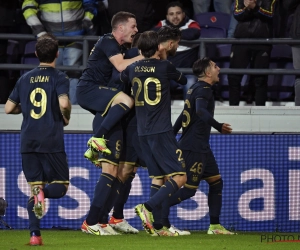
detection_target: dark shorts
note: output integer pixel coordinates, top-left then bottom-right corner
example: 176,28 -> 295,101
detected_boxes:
139,131 -> 186,178
98,123 -> 123,166
76,82 -> 122,116
183,149 -> 220,188
120,125 -> 146,167
21,152 -> 69,185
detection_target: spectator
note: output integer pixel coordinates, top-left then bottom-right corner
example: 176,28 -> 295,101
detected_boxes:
191,0 -> 232,15
22,0 -> 98,105
228,0 -> 276,106
284,0 -> 300,106
0,1 -> 21,104
153,1 -> 201,100
227,1 -> 238,38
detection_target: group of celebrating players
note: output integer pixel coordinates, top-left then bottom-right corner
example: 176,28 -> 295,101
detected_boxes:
5,11 -> 234,246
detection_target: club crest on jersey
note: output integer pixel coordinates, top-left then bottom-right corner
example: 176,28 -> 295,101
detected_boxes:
187,89 -> 193,94
115,151 -> 120,159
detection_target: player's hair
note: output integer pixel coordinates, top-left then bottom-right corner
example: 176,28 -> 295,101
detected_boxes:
35,34 -> 58,63
157,26 -> 181,43
166,1 -> 184,12
111,11 -> 136,30
193,57 -> 212,78
137,31 -> 159,58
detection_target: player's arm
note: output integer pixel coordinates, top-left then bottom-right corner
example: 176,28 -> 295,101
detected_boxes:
115,66 -> 130,86
195,98 -> 232,134
59,94 -> 71,126
4,100 -> 22,114
167,62 -> 187,85
173,111 -> 183,135
110,53 -> 143,72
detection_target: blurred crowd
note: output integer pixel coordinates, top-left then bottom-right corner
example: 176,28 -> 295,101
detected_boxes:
0,0 -> 298,106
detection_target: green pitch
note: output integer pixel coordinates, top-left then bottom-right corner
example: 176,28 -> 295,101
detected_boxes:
0,230 -> 300,250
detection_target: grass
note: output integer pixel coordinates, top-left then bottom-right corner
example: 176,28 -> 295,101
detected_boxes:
1,230 -> 300,250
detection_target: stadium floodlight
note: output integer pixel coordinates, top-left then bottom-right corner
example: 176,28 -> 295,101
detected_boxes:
0,198 -> 12,229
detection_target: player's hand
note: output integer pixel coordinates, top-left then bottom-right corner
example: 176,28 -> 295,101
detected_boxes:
158,46 -> 167,60
221,123 -> 232,134
244,0 -> 256,9
63,116 -> 69,127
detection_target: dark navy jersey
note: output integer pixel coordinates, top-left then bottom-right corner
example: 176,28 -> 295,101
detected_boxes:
79,33 -> 126,86
121,58 -> 186,136
179,80 -> 215,153
8,66 -> 69,153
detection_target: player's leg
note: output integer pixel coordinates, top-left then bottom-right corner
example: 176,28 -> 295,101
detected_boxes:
109,164 -> 139,234
109,123 -> 141,233
82,162 -> 119,235
135,132 -> 186,235
161,150 -> 204,235
42,152 -> 70,200
150,177 -> 164,232
21,153 -> 45,246
203,150 -> 235,235
82,125 -> 121,235
77,85 -> 132,155
92,92 -> 134,151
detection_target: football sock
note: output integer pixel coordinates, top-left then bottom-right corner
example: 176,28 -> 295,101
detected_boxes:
169,186 -> 197,207
112,173 -> 135,219
43,183 -> 67,199
94,103 -> 131,138
150,184 -> 163,230
27,197 -> 40,235
210,216 -> 220,225
145,179 -> 178,211
86,173 -> 115,225
98,177 -> 124,224
92,113 -> 104,134
161,186 -> 197,227
86,205 -> 102,226
208,179 -> 223,219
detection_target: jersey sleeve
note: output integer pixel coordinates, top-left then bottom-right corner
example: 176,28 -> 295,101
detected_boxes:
120,65 -> 130,84
8,79 -> 21,104
56,72 -> 70,97
102,37 -> 122,59
166,61 -> 187,85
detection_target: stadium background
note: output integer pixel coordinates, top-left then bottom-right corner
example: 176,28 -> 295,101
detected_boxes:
0,132 -> 299,232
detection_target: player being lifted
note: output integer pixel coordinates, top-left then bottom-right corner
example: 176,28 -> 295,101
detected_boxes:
120,29 -> 187,236
4,34 -> 72,245
162,57 -> 235,235
94,35 -> 143,234
77,11 -> 143,158
78,11 -> 144,236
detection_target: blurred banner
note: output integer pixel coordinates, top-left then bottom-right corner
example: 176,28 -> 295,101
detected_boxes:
0,133 -> 299,232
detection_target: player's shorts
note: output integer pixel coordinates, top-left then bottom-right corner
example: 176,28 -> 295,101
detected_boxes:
139,131 -> 186,178
97,122 -> 123,166
120,124 -> 146,167
183,149 -> 220,188
21,152 -> 69,185
76,81 -> 122,116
